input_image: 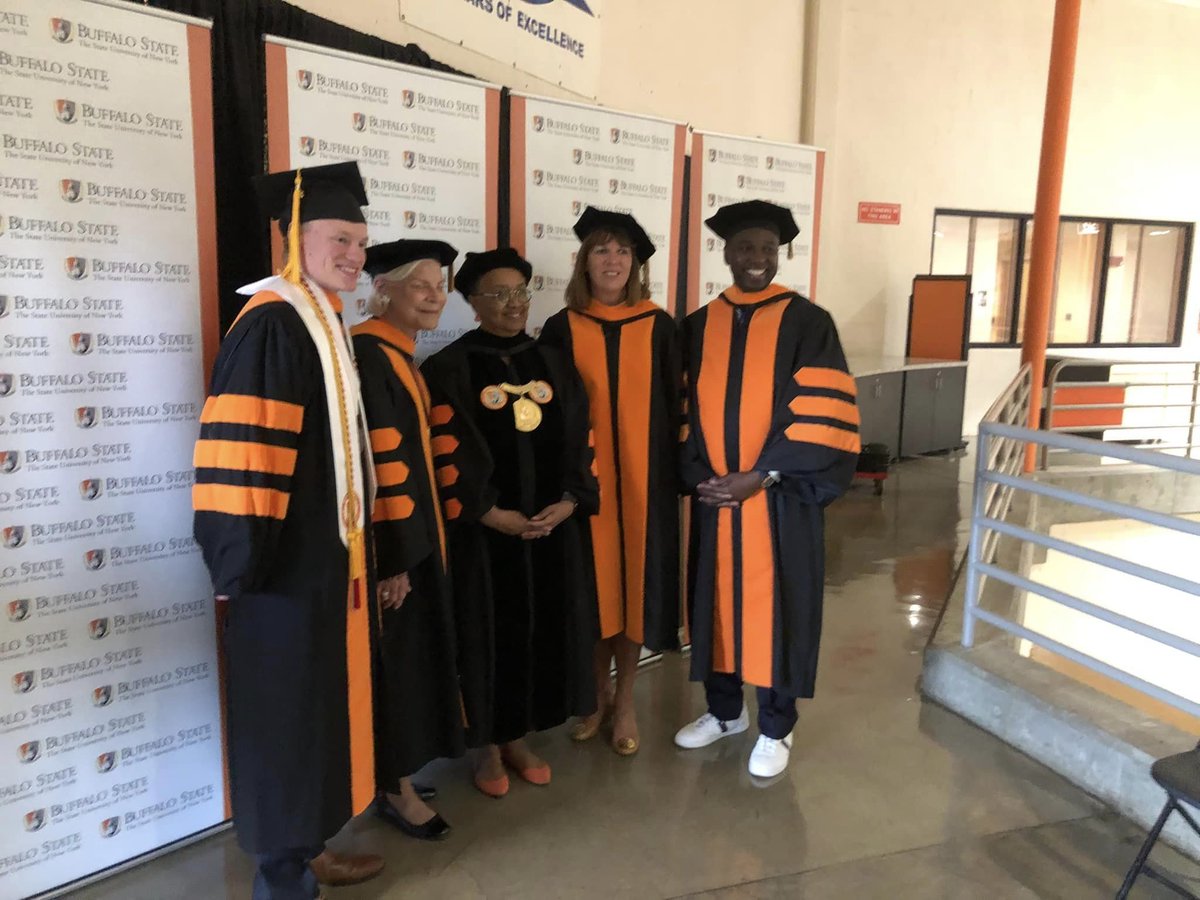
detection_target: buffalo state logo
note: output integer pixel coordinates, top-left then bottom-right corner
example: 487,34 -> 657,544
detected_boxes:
80,479 -> 102,501
1,451 -> 19,474
88,617 -> 109,639
610,128 -> 621,144
0,295 -> 8,318
532,115 -> 544,132
609,179 -> 619,195
100,816 -> 121,837
708,148 -> 717,163
296,69 -> 313,90
571,200 -> 582,216
532,223 -> 544,239
12,671 -> 35,694
572,148 -> 583,165
51,18 -> 74,42
65,256 -> 88,280
351,112 -> 366,133
70,332 -> 93,355
402,90 -> 415,109
3,526 -> 26,549
84,548 -> 106,571
60,179 -> 82,203
298,136 -> 315,157
93,684 -> 112,707
531,276 -> 544,291
706,238 -> 717,251
24,809 -> 46,832
705,281 -> 716,294
0,374 -> 13,397
532,169 -> 544,186
402,151 -> 415,170
707,193 -> 716,207
55,99 -> 77,124
403,210 -> 416,229
96,751 -> 116,773
8,598 -> 30,622
76,407 -> 98,429
737,175 -> 746,189
765,156 -> 775,170
19,740 -> 40,763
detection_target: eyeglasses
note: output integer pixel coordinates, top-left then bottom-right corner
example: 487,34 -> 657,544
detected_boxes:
471,287 -> 533,306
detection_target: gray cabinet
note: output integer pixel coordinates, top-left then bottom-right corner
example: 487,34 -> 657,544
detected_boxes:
900,366 -> 966,457
855,372 -> 903,459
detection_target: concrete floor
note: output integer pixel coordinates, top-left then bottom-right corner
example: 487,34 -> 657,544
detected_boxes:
66,456 -> 1197,899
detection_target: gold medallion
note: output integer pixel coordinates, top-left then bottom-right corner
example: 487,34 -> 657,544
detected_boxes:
529,380 -> 554,404
480,385 -> 507,410
513,396 -> 543,432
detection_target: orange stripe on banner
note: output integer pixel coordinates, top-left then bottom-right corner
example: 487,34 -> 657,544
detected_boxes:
617,315 -> 656,645
373,495 -> 415,522
509,95 -> 527,255
739,491 -> 775,687
485,89 -> 500,248
188,24 -> 220,386
794,367 -> 857,396
713,507 -> 736,673
436,465 -> 459,488
344,580 -> 375,817
202,394 -> 304,433
739,300 -> 787,468
264,40 -> 291,273
431,434 -> 458,457
569,313 -> 624,639
376,461 -> 410,487
430,404 -> 453,427
193,439 -> 297,475
687,134 -> 704,313
667,123 -> 687,315
785,423 -> 862,453
696,301 -> 732,475
192,483 -> 289,519
370,427 -> 401,453
811,150 -> 825,302
444,498 -> 463,521
788,395 -> 861,427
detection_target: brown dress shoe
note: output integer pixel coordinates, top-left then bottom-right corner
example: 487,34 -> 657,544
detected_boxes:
309,849 -> 384,886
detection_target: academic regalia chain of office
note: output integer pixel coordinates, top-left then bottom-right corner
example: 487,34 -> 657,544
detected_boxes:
421,328 -> 601,746
540,299 -> 682,651
681,283 -> 861,699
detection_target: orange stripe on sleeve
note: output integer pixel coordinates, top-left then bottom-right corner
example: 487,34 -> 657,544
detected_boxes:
444,498 -> 463,521
788,395 -> 861,427
785,423 -> 861,453
376,461 -> 410,488
436,465 -> 459,488
373,495 -> 415,522
431,435 -> 458,456
370,427 -> 401,453
430,404 -> 453,427
193,439 -> 297,475
192,483 -> 289,519
201,394 -> 304,433
793,367 -> 857,397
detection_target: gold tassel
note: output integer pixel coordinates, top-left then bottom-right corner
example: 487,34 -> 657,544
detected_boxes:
280,170 -> 305,285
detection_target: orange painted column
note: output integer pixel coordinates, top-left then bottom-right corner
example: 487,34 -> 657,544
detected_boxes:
1022,0 -> 1082,470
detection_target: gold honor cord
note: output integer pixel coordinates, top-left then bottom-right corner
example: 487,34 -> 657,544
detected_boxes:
479,380 -> 554,432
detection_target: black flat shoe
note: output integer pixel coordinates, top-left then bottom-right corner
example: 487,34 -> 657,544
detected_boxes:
413,783 -> 437,801
374,797 -> 452,841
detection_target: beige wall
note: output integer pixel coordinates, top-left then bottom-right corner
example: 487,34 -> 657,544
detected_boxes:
285,0 -> 807,141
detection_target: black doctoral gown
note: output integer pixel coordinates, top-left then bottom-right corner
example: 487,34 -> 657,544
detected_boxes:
351,318 -> 465,783
681,284 -> 861,699
421,328 -> 600,746
540,300 -> 682,651
193,289 -> 376,854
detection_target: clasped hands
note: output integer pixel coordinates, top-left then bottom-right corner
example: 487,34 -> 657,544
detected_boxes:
481,501 -> 575,540
696,471 -> 765,507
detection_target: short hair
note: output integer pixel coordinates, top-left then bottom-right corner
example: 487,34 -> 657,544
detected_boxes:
365,260 -> 423,316
563,228 -> 648,311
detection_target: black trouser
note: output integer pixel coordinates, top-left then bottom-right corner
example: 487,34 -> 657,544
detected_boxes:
705,672 -> 797,740
252,845 -> 323,900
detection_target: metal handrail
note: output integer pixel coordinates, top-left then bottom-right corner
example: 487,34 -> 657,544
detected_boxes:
962,412 -> 1200,720
975,364 -> 1033,572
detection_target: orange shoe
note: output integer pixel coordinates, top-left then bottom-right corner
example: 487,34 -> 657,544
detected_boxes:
502,752 -> 551,786
473,770 -> 510,798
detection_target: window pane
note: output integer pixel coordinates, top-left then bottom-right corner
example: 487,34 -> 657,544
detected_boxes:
1049,221 -> 1101,344
931,215 -> 970,274
967,218 -> 1018,343
1101,224 -> 1185,344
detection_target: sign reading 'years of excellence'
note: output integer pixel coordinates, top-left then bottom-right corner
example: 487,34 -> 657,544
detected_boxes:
264,36 -> 500,359
509,93 -> 686,333
0,1 -> 224,898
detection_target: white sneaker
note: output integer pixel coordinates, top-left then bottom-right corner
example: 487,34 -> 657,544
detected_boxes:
673,708 -> 750,749
748,733 -> 792,778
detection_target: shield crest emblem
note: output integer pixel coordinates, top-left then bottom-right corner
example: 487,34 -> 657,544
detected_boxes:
298,136 -> 315,157
84,549 -> 106,571
19,741 -> 40,763
706,281 -> 715,295
531,276 -> 544,291
609,179 -> 619,195
0,451 -> 19,474
7,598 -> 29,621
96,751 -> 116,773
76,407 -> 97,429
24,809 -> 46,832
100,817 -> 121,837
64,256 -> 88,280
532,223 -> 544,239
89,617 -> 109,639
737,175 -> 745,189
532,170 -> 543,186
51,18 -> 73,42
572,149 -> 583,165
0,295 -> 9,318
12,671 -> 35,694
60,179 -> 82,203
610,128 -> 620,144
706,238 -> 716,251
93,684 -> 113,706
402,90 -> 415,109
708,149 -> 717,162
70,332 -> 93,355
707,193 -> 716,208
55,99 -> 77,124
3,526 -> 26,549
403,210 -> 416,229
403,151 -> 416,169
0,374 -> 12,397
571,200 -> 582,216
296,70 -> 313,90
766,156 -> 774,170
532,116 -> 544,132
351,112 -> 366,132
80,479 -> 101,500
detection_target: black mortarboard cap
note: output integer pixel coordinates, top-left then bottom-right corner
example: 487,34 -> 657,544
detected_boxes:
572,206 -> 656,261
705,199 -> 799,243
252,161 -> 368,233
456,248 -> 533,297
364,240 -> 458,278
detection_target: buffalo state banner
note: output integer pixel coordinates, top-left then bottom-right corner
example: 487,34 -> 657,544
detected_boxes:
264,36 -> 500,359
0,0 -> 223,897
688,131 -> 825,311
509,93 -> 687,332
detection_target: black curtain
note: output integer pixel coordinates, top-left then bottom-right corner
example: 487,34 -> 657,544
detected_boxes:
126,0 -> 463,331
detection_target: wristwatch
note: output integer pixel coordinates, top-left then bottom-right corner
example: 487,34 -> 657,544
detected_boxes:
760,470 -> 781,490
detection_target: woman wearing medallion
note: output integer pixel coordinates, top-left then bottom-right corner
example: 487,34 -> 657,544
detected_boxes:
539,207 -> 682,757
421,248 -> 600,798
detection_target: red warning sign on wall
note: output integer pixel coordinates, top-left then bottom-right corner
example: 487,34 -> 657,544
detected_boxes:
858,202 -> 901,224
